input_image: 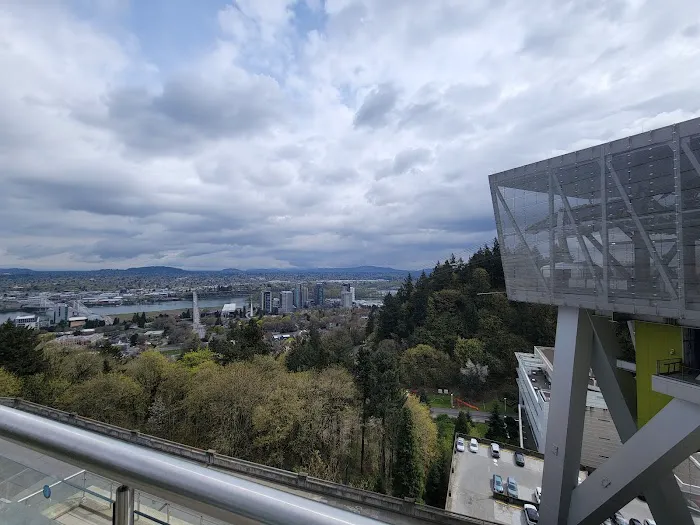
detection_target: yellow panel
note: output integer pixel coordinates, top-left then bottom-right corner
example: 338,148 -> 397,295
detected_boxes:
635,321 -> 681,427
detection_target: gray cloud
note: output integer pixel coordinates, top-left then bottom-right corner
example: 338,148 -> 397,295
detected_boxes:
1,1 -> 700,270
353,84 -> 399,128
392,148 -> 432,175
85,74 -> 287,153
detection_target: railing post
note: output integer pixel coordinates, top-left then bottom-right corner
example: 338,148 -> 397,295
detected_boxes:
113,485 -> 134,525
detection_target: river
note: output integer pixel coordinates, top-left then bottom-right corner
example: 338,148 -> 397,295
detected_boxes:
0,297 -> 250,324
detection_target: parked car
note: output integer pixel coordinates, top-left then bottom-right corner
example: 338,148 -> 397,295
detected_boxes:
523,503 -> 539,525
612,513 -> 629,525
492,474 -> 504,494
515,451 -> 525,466
643,520 -> 656,525
506,476 -> 518,498
490,443 -> 500,458
534,486 -> 541,504
469,438 -> 478,453
456,437 -> 465,452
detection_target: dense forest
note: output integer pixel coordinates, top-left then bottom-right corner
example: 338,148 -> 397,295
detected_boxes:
0,240 -> 559,506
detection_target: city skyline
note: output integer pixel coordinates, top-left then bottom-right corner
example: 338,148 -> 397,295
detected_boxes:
2,1 -> 700,271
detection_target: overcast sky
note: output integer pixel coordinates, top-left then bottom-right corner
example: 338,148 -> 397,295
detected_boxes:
2,0 -> 700,270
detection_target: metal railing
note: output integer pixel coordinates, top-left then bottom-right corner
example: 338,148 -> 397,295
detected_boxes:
656,358 -> 700,385
14,468 -> 225,525
0,405 -> 385,525
0,397 -> 492,525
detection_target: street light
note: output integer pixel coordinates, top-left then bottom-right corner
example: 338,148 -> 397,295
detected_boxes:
503,397 -> 507,413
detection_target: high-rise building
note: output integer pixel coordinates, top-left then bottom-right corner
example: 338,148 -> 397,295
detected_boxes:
301,285 -> 309,307
293,284 -> 302,308
280,291 -> 293,314
260,290 -> 272,314
341,283 -> 355,306
341,290 -> 352,309
315,282 -> 324,307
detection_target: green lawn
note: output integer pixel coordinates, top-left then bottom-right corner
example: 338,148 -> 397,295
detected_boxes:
426,393 -> 452,409
160,348 -> 183,358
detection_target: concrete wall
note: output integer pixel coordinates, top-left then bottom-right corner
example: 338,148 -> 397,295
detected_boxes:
581,406 -> 622,468
0,398 -> 496,525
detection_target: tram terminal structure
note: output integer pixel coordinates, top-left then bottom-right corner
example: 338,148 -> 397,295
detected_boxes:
489,117 -> 700,524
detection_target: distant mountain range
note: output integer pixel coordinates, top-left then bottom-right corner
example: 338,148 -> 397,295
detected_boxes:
0,265 -> 430,278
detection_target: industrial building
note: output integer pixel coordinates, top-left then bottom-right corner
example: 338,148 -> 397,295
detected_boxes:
516,346 -> 621,469
221,303 -> 237,317
12,314 -> 38,329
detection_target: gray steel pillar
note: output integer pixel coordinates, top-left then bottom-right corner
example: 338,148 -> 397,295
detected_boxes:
589,314 -> 693,525
539,307 -> 593,524
568,398 -> 700,525
113,485 -> 134,525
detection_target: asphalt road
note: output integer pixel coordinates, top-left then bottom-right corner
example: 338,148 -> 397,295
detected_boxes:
429,407 -> 517,421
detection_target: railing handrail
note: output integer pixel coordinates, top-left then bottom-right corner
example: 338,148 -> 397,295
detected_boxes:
0,405 -> 384,525
0,397 -> 493,525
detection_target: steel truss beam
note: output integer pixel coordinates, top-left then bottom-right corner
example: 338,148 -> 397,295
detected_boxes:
551,175 -> 603,292
495,187 -> 549,290
539,307 -> 593,524
588,314 -> 692,525
607,161 -> 678,300
568,398 -> 700,525
541,308 -> 699,525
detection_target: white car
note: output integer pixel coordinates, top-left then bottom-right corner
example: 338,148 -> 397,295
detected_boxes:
456,437 -> 465,452
523,503 -> 539,524
534,486 -> 541,504
468,438 -> 478,453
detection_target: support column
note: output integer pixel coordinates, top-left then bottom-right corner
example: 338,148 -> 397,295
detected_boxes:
589,314 -> 693,525
539,307 -> 593,524
568,398 -> 700,525
113,485 -> 134,525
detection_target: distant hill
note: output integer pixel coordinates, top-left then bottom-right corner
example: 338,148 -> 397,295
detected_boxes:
0,265 -> 425,278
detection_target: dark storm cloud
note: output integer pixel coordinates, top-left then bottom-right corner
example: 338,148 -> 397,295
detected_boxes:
353,84 -> 399,129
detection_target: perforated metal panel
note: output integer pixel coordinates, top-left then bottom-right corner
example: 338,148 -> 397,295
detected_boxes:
489,117 -> 700,323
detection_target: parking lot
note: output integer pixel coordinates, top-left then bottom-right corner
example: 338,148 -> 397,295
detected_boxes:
447,442 -> 543,524
447,441 -> 591,525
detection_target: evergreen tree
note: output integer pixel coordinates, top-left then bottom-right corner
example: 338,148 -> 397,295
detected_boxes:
485,405 -> 507,442
0,320 -> 44,376
392,407 -> 423,499
454,411 -> 471,436
504,415 -> 519,445
423,450 -> 450,508
365,306 -> 376,337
